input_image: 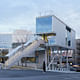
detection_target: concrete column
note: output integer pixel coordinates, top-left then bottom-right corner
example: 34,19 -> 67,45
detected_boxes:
66,49 -> 69,70
57,47 -> 61,70
58,47 -> 61,70
50,47 -> 53,70
60,49 -> 62,69
57,47 -> 59,69
45,47 -> 48,70
59,49 -> 61,68
52,48 -> 54,70
50,47 -> 53,60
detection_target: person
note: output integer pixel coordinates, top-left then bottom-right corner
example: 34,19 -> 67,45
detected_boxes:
43,61 -> 46,72
1,58 -> 5,64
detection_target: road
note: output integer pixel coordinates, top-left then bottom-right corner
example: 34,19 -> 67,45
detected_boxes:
0,70 -> 80,80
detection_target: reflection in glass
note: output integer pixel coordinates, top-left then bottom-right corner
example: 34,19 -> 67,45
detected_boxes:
36,16 -> 52,33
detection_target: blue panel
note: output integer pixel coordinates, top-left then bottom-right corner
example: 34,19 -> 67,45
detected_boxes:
48,36 -> 56,45
36,16 -> 52,33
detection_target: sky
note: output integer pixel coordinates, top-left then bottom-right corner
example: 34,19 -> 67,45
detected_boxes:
0,0 -> 80,38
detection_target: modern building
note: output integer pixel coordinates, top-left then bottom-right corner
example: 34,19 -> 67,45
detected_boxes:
35,15 -> 76,70
12,29 -> 33,48
36,15 -> 75,49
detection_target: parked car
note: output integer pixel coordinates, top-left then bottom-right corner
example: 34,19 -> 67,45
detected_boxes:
70,64 -> 80,71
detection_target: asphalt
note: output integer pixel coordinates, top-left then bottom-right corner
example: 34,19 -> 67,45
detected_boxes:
0,69 -> 80,80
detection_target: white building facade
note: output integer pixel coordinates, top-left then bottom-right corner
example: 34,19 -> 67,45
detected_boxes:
36,15 -> 76,50
36,15 -> 76,70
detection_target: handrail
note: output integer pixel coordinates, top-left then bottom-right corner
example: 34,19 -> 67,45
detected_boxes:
5,39 -> 44,68
47,55 -> 57,70
6,36 -> 42,57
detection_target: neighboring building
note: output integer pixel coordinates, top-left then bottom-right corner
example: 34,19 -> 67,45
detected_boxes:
0,33 -> 12,49
0,30 -> 32,49
12,29 -> 33,48
76,39 -> 80,64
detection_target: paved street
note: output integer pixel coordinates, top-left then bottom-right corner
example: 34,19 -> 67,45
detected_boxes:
0,70 -> 80,80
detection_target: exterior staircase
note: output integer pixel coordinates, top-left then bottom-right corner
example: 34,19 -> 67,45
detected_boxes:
4,39 -> 44,69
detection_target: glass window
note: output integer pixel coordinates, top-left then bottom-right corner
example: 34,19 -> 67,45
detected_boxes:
36,16 -> 52,33
48,36 -> 56,45
65,27 -> 71,47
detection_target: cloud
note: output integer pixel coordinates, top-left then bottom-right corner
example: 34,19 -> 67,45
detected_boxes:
60,9 -> 80,38
0,0 -> 80,38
